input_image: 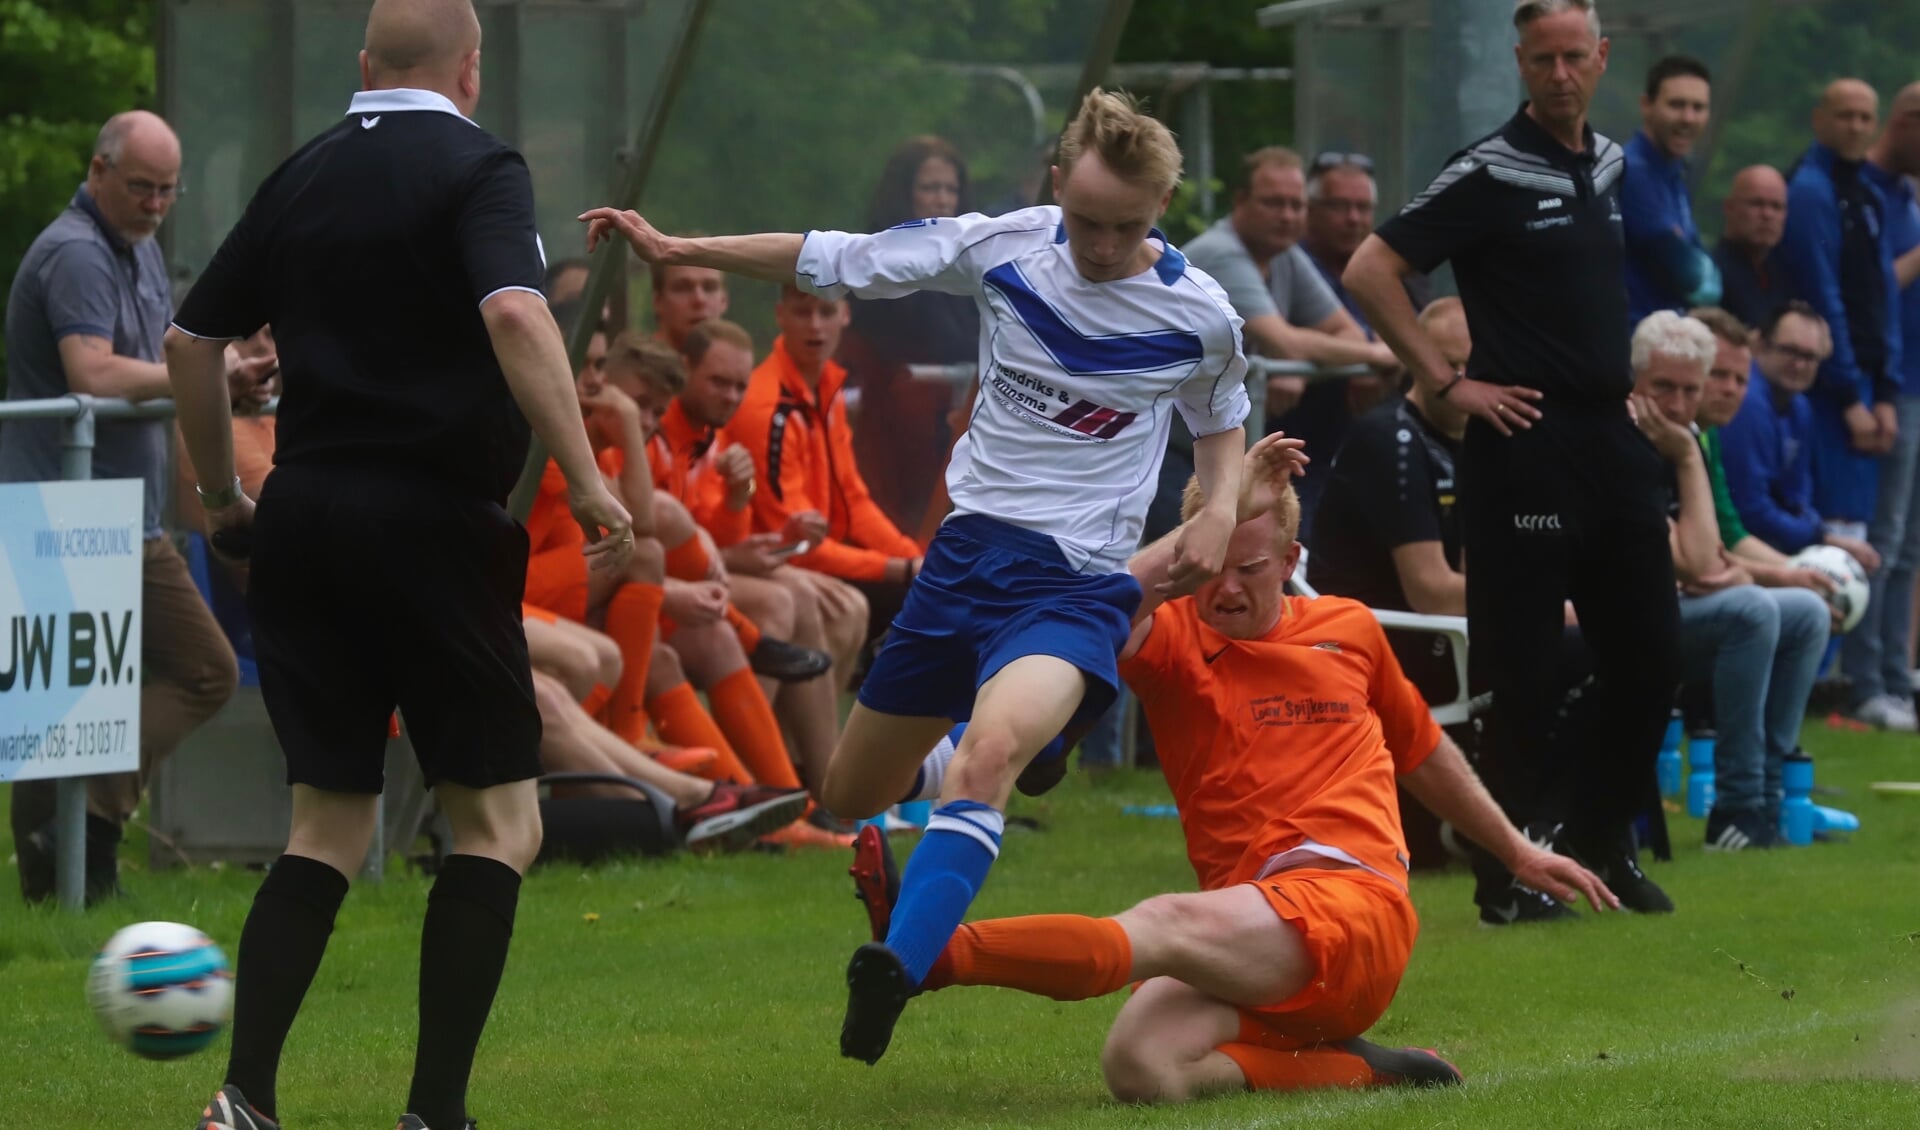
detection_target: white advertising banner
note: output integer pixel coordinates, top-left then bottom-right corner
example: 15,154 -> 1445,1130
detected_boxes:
0,480 -> 143,782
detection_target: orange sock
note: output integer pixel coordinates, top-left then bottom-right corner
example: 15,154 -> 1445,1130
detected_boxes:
924,915 -> 1133,1000
725,604 -> 762,653
1216,1043 -> 1376,1091
603,583 -> 665,745
580,683 -> 613,718
664,536 -> 711,581
646,682 -> 755,783
708,667 -> 801,789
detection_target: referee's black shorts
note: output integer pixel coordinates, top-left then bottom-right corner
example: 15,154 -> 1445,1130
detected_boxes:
247,464 -> 542,794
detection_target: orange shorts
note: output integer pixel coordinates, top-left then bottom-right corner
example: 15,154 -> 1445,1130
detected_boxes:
524,548 -> 588,623
521,602 -> 558,625
1236,866 -> 1419,1049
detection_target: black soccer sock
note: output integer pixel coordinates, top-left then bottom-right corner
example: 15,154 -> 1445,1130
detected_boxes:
224,853 -> 351,1120
406,854 -> 523,1129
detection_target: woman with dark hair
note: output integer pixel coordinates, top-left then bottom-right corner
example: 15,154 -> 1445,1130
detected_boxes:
842,135 -> 982,537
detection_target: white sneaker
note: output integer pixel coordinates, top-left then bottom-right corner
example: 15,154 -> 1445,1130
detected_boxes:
1853,694 -> 1918,733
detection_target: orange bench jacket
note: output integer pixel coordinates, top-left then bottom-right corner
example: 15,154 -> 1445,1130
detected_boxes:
731,335 -> 921,582
647,397 -> 752,547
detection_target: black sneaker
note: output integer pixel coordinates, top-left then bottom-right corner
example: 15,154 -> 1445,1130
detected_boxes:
749,636 -> 832,683
1337,1037 -> 1464,1087
17,819 -> 54,904
1570,829 -> 1674,913
1477,880 -> 1579,927
197,1085 -> 279,1130
1704,805 -> 1778,852
841,941 -> 916,1065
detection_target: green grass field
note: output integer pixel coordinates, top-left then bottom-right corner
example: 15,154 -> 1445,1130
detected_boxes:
5,723 -> 1920,1129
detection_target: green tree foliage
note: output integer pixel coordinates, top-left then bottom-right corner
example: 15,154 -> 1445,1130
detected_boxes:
0,0 -> 154,395
1115,0 -> 1294,235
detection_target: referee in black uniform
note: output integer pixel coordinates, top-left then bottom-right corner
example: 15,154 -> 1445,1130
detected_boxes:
164,2 -> 631,1128
1345,0 -> 1679,921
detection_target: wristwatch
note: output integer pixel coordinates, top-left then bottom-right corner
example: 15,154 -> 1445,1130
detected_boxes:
195,475 -> 244,509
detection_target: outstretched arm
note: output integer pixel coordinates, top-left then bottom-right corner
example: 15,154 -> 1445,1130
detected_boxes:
1401,736 -> 1619,911
581,208 -> 804,285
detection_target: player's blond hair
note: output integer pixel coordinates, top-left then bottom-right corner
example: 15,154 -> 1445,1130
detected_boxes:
1180,474 -> 1301,551
605,330 -> 686,393
1057,88 -> 1183,195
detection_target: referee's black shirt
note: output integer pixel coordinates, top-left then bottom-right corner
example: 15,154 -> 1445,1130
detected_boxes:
171,88 -> 547,503
1376,105 -> 1630,408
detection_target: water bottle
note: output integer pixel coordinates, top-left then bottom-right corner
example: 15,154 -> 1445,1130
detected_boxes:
1781,753 -> 1816,845
1813,804 -> 1860,837
1685,728 -> 1718,819
895,800 -> 932,828
1656,709 -> 1685,798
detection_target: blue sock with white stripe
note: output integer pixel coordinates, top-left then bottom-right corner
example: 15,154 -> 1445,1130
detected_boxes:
884,799 -> 1004,985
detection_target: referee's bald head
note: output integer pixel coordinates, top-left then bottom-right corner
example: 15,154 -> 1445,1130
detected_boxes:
362,0 -> 482,87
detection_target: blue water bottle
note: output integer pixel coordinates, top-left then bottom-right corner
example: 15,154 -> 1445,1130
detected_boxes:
1685,728 -> 1717,819
1781,753 -> 1816,845
1656,709 -> 1684,798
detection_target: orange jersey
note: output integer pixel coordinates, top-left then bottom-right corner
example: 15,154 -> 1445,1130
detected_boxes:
525,447 -> 627,555
730,336 -> 922,582
646,398 -> 750,547
1120,594 -> 1440,892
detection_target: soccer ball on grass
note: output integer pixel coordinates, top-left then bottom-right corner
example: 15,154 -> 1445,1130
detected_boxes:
86,920 -> 233,1060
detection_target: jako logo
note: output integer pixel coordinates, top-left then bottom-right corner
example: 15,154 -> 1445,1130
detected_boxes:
1514,514 -> 1563,531
1536,196 -> 1564,211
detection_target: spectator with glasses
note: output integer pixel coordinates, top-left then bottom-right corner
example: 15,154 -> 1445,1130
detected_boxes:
1719,302 -> 1883,578
1303,152 -> 1431,331
4,110 -> 271,905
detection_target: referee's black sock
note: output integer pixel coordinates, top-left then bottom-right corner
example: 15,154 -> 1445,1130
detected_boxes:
407,853 -> 522,1130
224,853 -> 351,1121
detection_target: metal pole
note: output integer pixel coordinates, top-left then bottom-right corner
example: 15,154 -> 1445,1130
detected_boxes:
55,394 -> 96,911
505,0 -> 714,523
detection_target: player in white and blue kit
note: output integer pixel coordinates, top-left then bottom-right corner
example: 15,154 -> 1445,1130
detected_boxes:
581,89 -> 1251,1064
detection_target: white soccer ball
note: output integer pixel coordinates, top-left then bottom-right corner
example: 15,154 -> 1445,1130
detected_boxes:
86,921 -> 232,1060
1791,544 -> 1871,632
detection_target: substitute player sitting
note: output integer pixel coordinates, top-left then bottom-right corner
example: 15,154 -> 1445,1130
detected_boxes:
852,436 -> 1615,1103
584,88 -> 1251,1064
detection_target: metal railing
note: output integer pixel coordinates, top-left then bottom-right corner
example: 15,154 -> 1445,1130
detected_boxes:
0,393 -> 285,910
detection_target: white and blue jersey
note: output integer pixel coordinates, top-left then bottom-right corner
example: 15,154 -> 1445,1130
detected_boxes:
799,207 -> 1250,726
797,206 -> 1250,576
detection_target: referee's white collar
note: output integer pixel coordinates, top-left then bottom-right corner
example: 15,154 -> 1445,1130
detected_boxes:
346,88 -> 476,126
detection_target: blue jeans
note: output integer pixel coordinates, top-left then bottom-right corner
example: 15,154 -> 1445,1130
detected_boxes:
1075,687 -> 1130,769
1678,584 -> 1830,812
1842,395 -> 1920,704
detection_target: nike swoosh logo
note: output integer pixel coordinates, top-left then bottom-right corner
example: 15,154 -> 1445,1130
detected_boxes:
360,115 -> 381,129
1203,644 -> 1231,666
1489,902 -> 1520,923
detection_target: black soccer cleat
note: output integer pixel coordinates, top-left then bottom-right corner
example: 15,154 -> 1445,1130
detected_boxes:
849,824 -> 901,942
1337,1037 -> 1464,1087
196,1085 -> 280,1130
394,1116 -> 476,1129
1570,828 -> 1674,914
749,636 -> 833,683
841,942 -> 916,1065
1477,880 -> 1580,927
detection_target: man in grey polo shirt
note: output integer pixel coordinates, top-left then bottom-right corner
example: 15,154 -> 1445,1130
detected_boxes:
1156,147 -> 1401,545
3,110 -> 267,904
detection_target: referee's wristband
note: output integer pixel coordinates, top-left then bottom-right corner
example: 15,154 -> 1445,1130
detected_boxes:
1435,374 -> 1465,400
195,475 -> 244,509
